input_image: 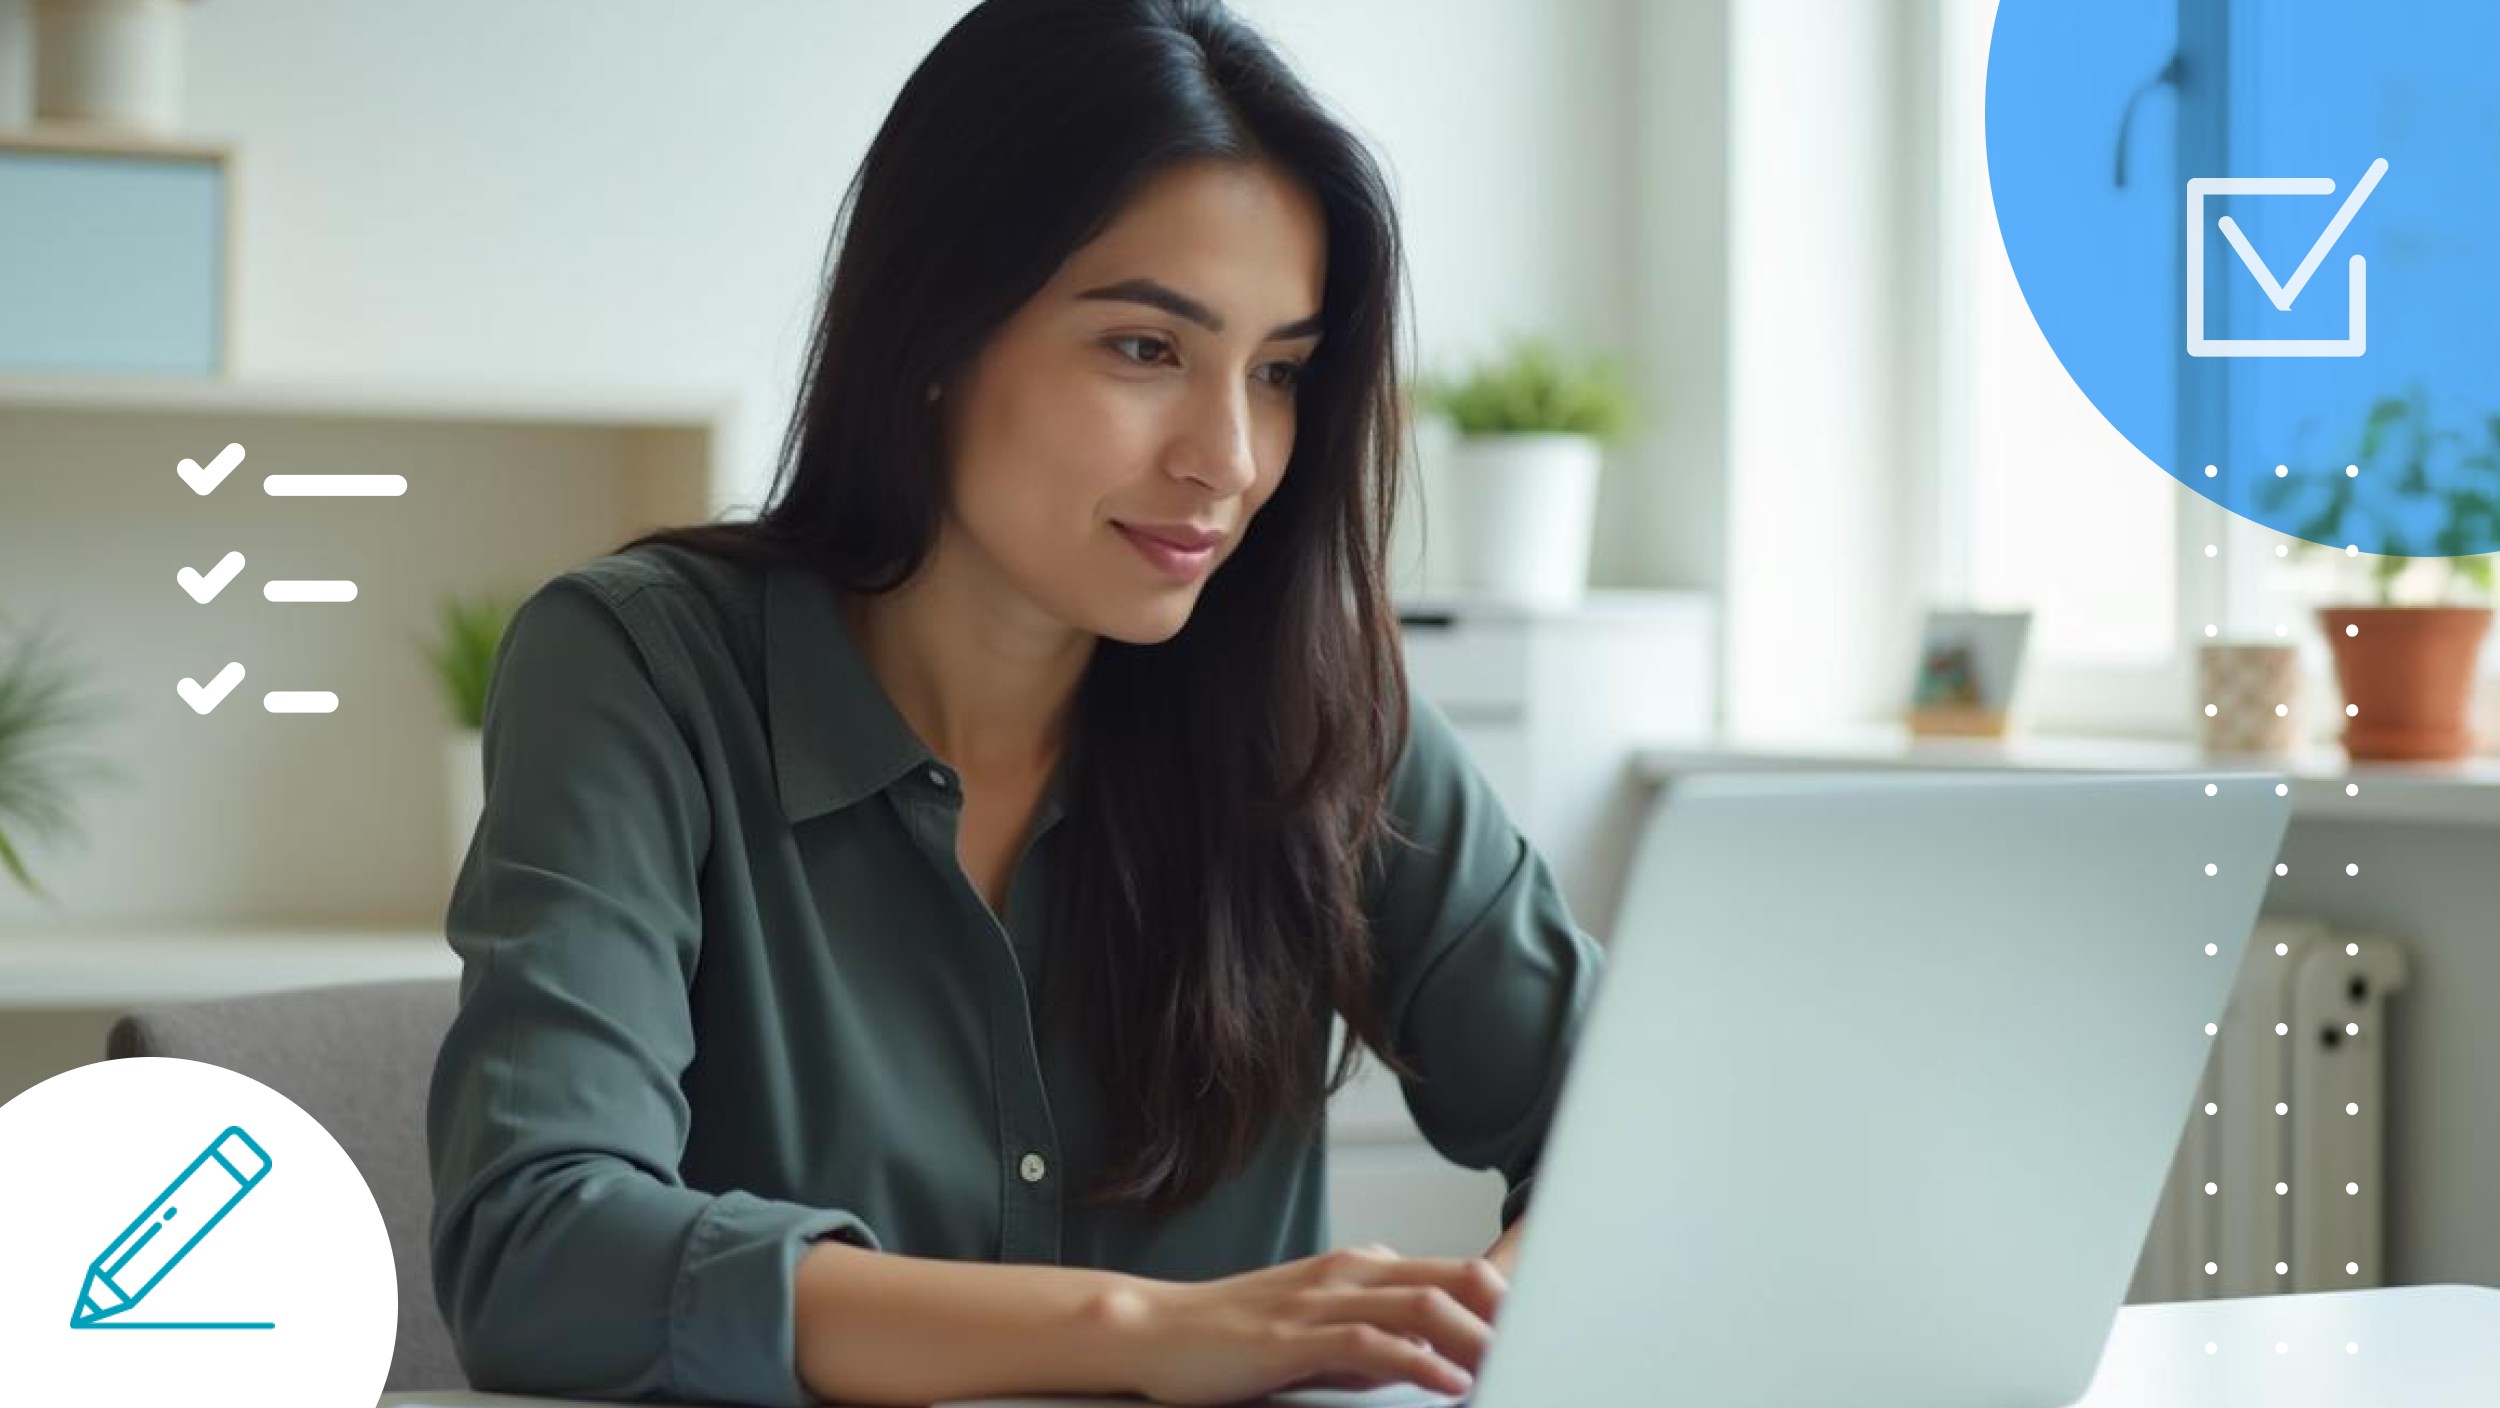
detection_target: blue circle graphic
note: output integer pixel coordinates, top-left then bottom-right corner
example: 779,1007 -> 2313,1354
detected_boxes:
1987,0 -> 2500,558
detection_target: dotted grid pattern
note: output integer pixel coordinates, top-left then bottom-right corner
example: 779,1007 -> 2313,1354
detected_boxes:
2188,460 -> 2379,1362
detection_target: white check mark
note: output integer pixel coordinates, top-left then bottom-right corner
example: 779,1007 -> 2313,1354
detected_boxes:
177,551 -> 247,604
177,443 -> 248,495
178,662 -> 247,715
2215,157 -> 2388,311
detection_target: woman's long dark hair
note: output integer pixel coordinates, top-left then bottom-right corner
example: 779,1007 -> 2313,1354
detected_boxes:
621,0 -> 1422,1215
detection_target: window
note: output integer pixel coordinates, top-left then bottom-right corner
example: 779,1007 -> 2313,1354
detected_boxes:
1934,0 -> 2357,734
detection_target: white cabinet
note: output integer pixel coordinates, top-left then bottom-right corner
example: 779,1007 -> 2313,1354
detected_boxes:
1393,589 -> 1717,942
1322,590 -> 1717,1252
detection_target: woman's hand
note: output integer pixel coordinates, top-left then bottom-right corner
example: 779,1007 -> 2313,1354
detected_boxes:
1104,1242 -> 1505,1404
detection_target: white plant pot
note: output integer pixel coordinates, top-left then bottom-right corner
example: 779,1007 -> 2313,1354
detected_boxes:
445,728 -> 483,891
1439,432 -> 1602,608
33,0 -> 186,133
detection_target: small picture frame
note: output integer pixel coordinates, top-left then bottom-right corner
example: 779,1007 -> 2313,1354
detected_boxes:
1905,608 -> 2032,737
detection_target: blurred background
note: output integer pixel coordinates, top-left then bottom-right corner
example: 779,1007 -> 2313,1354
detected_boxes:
1,0 -> 2495,1306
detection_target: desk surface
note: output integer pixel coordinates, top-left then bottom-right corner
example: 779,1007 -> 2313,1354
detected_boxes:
379,1282 -> 2500,1408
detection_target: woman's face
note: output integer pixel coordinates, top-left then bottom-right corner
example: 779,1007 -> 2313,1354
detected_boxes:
933,157 -> 1328,646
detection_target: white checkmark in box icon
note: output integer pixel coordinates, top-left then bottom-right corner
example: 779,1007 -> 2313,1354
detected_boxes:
2186,156 -> 2387,358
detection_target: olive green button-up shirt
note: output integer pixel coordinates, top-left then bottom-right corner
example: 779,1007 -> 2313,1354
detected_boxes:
426,542 -> 1605,1407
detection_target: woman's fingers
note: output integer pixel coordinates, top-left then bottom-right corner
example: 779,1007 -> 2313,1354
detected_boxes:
1300,1320 -> 1476,1398
1303,1283 -> 1496,1375
1257,1246 -> 1510,1398
1276,1367 -> 1402,1393
1319,1248 -> 1510,1324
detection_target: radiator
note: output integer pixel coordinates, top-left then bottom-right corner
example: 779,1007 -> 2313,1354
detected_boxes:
2129,915 -> 2410,1302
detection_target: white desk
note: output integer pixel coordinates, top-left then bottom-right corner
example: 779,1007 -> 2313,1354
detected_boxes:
378,1282 -> 2500,1407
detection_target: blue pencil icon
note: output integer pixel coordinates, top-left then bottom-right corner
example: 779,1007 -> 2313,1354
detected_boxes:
70,1125 -> 275,1330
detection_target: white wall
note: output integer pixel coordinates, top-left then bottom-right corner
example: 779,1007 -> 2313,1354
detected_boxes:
0,409 -> 700,932
0,0 -> 1968,739
1721,0 -> 1934,736
0,0 -> 1960,892
1628,0 -> 1733,602
0,0 -> 1666,925
0,0 -> 1645,599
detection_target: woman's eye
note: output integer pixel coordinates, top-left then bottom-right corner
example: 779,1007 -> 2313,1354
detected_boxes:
1106,334 -> 1174,366
1105,336 -> 1304,392
1260,360 -> 1308,391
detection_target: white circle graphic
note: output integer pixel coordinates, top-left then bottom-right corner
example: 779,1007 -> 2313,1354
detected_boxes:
0,1057 -> 396,1407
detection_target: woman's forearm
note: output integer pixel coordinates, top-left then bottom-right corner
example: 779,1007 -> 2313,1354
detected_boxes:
792,1237 -> 1154,1405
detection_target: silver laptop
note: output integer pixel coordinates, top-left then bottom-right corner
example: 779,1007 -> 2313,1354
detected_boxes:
948,769 -> 2292,1408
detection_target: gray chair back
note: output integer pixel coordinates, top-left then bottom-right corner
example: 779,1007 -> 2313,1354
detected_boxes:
108,978 -> 464,1394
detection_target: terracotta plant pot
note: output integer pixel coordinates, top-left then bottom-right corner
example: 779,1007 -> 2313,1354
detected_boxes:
2316,606 -> 2493,761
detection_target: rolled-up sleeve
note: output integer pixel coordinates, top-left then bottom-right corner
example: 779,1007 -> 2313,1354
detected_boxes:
426,576 -> 878,1407
1362,688 -> 1606,1232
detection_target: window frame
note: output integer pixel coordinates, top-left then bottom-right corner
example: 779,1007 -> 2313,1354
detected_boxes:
1928,0 -> 2368,739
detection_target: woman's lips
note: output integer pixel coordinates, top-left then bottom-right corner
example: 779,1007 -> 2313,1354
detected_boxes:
1114,522 -> 1218,581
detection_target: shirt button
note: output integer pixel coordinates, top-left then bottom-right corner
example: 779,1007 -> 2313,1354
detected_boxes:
925,766 -> 950,788
1018,1152 -> 1047,1183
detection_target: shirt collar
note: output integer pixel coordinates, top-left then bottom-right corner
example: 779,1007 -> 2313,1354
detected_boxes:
764,560 -> 1069,831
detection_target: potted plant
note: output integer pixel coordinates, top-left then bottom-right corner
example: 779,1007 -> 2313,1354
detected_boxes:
1412,334 -> 1640,607
2260,389 -> 2498,761
33,0 -> 197,134
0,610 -> 122,905
419,591 -> 518,888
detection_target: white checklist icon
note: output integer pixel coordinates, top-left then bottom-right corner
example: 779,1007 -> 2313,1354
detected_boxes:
2186,156 -> 2387,357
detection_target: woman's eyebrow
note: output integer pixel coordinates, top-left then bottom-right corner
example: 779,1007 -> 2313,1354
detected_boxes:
1076,277 -> 1324,341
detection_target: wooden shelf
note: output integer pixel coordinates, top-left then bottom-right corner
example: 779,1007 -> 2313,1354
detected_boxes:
0,370 -> 738,430
0,120 -> 234,163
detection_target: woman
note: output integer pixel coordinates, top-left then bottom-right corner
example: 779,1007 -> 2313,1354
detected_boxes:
425,1 -> 1604,1404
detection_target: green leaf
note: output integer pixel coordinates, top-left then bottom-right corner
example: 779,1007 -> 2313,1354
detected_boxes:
0,614 -> 117,899
423,592 -> 522,729
2291,477 -> 2351,543
1413,334 -> 1643,442
2295,393 -> 2500,572
2355,395 -> 2410,461
0,825 -> 46,902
